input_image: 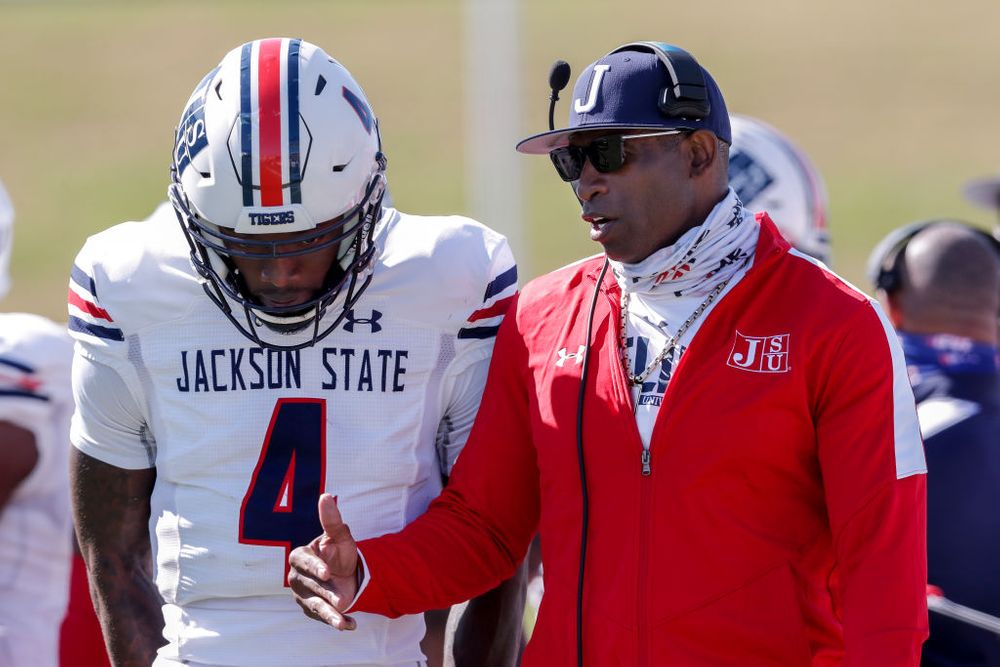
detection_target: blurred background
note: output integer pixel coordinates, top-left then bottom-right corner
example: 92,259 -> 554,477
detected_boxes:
1,0 -> 998,320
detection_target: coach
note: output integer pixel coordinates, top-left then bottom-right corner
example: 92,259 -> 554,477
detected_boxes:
289,41 -> 929,665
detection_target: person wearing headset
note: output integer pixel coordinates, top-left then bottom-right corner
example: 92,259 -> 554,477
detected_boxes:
517,111 -> 836,639
869,220 -> 1000,666
288,41 -> 929,665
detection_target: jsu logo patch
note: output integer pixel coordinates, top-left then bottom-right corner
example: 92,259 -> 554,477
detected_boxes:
555,345 -> 586,368
726,331 -> 790,373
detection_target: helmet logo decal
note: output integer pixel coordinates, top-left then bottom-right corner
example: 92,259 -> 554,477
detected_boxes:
238,38 -> 304,208
728,151 -> 774,208
341,86 -> 373,135
175,66 -> 218,179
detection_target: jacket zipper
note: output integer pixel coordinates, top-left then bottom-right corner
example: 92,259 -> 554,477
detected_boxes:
637,457 -> 652,667
603,278 -> 655,664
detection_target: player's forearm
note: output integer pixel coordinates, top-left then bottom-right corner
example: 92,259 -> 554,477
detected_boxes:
87,557 -> 165,667
71,449 -> 164,666
447,561 -> 527,667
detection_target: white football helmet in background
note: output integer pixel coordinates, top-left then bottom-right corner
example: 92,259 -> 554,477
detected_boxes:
169,38 -> 387,350
728,114 -> 831,264
0,179 -> 13,301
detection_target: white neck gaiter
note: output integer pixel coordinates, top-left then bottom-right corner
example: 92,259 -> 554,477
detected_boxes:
609,189 -> 758,298
611,189 -> 760,450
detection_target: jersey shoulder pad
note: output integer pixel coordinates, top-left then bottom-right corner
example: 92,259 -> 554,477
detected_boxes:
68,204 -> 201,349
376,210 -> 517,337
0,312 -> 73,404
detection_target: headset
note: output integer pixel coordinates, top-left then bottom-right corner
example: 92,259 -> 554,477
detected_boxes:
609,41 -> 711,120
867,219 -> 1000,293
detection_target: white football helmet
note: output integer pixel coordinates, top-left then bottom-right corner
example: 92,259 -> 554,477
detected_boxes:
728,114 -> 830,264
169,38 -> 387,350
0,178 -> 13,301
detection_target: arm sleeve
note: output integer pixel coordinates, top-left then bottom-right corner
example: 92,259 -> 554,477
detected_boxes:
816,300 -> 928,665
70,353 -> 154,470
436,235 -> 518,475
351,294 -> 540,617
435,355 -> 490,476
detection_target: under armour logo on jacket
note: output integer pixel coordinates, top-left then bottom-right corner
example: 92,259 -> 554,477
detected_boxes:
727,331 -> 790,373
555,345 -> 586,367
342,309 -> 383,333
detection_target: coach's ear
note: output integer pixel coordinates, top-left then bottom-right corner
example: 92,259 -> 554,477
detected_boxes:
882,290 -> 904,329
687,130 -> 719,178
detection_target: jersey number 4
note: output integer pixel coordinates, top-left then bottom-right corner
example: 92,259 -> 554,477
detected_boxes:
238,398 -> 326,585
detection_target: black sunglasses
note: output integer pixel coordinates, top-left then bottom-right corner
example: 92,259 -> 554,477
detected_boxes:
549,130 -> 687,182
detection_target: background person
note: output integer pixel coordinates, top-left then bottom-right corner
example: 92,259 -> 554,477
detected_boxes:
870,220 -> 1000,666
0,178 -> 75,667
728,113 -> 831,264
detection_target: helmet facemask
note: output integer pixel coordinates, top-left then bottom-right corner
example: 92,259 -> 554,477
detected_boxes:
169,161 -> 386,350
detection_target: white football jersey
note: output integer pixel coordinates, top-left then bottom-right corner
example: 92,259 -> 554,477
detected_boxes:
0,313 -> 74,667
68,204 -> 516,666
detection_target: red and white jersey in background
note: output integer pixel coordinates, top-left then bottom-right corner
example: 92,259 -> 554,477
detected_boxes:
68,204 -> 515,666
0,313 -> 74,667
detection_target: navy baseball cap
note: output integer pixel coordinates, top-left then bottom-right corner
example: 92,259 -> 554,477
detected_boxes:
516,43 -> 730,154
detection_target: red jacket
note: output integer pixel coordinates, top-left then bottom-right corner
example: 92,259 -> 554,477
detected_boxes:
354,217 -> 929,666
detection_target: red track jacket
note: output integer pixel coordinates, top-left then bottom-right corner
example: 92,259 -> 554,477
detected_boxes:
353,217 -> 929,665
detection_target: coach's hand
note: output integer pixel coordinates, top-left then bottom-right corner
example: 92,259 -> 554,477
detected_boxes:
289,493 -> 360,631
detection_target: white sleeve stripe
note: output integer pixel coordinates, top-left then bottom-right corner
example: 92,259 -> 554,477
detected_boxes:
870,301 -> 927,479
786,248 -> 926,479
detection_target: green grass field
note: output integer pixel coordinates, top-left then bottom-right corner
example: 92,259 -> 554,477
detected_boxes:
2,0 -> 999,320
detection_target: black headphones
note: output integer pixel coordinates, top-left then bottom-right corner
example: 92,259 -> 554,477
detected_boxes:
608,41 -> 711,120
867,219 -> 1000,293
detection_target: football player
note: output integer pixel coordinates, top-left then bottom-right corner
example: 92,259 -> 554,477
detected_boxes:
69,38 -> 521,666
728,114 -> 831,264
0,177 -> 76,667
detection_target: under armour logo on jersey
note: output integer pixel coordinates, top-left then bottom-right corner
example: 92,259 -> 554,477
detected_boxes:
727,331 -> 790,373
555,345 -> 586,367
574,65 -> 611,113
342,309 -> 383,333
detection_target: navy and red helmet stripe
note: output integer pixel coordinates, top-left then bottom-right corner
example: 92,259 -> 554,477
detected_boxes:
239,38 -> 304,208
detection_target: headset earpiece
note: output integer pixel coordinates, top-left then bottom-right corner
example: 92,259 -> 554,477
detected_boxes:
610,41 -> 710,120
868,219 -> 1000,294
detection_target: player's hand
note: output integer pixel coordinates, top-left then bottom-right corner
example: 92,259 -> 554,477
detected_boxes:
289,493 -> 360,631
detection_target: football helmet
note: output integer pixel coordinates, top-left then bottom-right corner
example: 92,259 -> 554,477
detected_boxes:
728,114 -> 830,264
0,178 -> 13,301
169,38 -> 387,350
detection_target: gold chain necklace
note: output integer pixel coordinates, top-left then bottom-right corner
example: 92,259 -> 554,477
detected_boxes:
619,279 -> 729,386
